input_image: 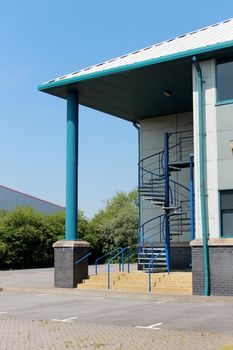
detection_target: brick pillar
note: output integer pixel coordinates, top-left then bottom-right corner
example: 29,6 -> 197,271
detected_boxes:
53,240 -> 90,288
191,238 -> 233,296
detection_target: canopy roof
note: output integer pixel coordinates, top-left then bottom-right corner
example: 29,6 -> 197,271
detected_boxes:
39,18 -> 233,122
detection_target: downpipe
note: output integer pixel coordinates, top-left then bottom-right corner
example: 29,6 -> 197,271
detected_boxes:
193,56 -> 210,296
133,122 -> 141,254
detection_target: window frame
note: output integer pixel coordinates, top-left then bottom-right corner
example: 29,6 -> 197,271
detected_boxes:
216,57 -> 233,106
220,190 -> 233,238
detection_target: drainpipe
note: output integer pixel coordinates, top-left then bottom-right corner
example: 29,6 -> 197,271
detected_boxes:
193,56 -> 210,296
133,122 -> 141,250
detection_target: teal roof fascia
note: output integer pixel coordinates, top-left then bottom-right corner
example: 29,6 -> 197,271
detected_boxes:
38,39 -> 233,93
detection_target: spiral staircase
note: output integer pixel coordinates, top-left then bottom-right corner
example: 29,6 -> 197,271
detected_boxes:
138,130 -> 194,272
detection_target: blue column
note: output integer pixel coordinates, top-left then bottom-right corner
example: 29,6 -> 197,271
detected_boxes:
65,90 -> 79,240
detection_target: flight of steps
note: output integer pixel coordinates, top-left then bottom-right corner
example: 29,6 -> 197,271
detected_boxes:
138,247 -> 167,271
77,272 -> 192,295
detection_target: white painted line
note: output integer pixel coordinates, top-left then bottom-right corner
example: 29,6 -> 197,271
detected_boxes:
37,294 -> 49,297
148,323 -> 163,329
0,311 -> 9,315
51,317 -> 79,323
154,300 -> 168,304
136,322 -> 163,330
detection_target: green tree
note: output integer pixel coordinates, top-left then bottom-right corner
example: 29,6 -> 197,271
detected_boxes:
90,190 -> 138,256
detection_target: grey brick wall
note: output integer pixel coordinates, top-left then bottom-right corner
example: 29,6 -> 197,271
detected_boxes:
170,247 -> 191,270
54,246 -> 89,288
192,246 -> 233,296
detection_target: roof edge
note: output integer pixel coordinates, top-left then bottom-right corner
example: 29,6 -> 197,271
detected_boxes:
0,184 -> 65,210
38,39 -> 233,94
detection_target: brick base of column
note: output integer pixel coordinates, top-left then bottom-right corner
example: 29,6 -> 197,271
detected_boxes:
53,240 -> 90,288
191,238 -> 233,296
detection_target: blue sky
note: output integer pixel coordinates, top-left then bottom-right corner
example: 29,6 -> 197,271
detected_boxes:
0,0 -> 233,217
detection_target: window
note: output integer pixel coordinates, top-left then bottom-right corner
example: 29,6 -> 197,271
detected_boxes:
220,190 -> 233,237
217,59 -> 233,102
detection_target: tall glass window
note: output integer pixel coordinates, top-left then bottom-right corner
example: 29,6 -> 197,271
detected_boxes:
220,190 -> 233,237
217,59 -> 233,102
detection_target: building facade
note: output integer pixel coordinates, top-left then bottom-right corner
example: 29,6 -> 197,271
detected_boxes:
0,185 -> 65,214
39,18 -> 233,295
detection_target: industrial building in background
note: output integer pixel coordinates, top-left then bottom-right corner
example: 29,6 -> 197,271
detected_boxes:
0,185 -> 65,214
39,18 -> 233,296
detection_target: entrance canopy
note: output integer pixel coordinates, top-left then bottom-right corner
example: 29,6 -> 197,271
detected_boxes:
38,18 -> 233,122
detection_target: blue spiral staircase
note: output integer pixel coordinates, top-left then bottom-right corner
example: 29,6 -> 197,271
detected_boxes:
138,130 -> 194,272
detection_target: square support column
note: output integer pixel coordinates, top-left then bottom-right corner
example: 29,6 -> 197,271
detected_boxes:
53,240 -> 90,288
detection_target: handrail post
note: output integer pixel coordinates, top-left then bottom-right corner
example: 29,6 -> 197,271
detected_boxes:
148,263 -> 151,292
108,262 -> 110,290
122,250 -> 124,272
127,248 -> 130,273
148,248 -> 165,292
107,248 -> 124,290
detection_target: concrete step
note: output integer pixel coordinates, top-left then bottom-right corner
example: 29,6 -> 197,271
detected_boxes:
77,272 -> 193,295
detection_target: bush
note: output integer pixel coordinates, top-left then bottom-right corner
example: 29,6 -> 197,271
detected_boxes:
0,207 -> 65,269
0,189 -> 138,269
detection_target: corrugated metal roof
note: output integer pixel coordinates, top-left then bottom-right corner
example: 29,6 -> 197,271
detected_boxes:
40,18 -> 233,89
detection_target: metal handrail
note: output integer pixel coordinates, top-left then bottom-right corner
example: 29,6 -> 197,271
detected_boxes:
75,252 -> 92,265
139,166 -> 164,179
148,248 -> 166,292
140,213 -> 164,230
168,129 -> 193,135
107,246 -> 129,289
138,129 -> 193,274
139,149 -> 164,164
95,247 -> 122,275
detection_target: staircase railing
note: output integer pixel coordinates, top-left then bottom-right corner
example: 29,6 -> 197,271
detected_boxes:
140,214 -> 165,244
95,247 -> 122,275
168,130 -> 193,165
139,150 -> 164,181
75,252 -> 92,265
148,248 -> 166,291
138,129 -> 194,272
107,246 -> 130,289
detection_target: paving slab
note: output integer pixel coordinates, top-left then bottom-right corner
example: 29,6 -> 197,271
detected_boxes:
0,318 -> 233,350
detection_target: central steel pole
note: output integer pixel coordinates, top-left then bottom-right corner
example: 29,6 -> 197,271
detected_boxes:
65,90 -> 79,240
164,132 -> 170,272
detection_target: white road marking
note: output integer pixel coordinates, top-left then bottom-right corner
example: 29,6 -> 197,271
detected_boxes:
136,322 -> 163,330
0,311 -> 9,315
154,300 -> 168,304
92,297 -> 105,300
37,294 -> 49,297
51,317 -> 79,323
